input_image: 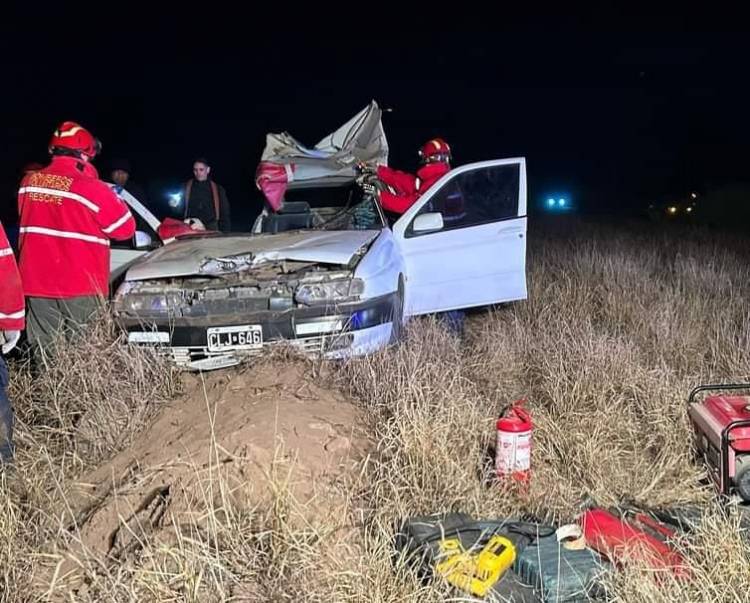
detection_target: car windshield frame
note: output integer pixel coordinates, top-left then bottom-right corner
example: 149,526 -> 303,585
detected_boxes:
253,184 -> 387,234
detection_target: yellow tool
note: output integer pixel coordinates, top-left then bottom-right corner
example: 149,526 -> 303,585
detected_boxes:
435,534 -> 517,597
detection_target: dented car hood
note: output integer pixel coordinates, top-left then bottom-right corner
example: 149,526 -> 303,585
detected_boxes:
125,230 -> 381,281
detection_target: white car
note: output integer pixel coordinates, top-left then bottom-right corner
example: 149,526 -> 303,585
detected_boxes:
108,186 -> 162,284
113,102 -> 527,370
113,158 -> 527,370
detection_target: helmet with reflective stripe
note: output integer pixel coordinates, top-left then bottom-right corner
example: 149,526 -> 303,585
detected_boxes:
49,121 -> 102,158
418,138 -> 452,164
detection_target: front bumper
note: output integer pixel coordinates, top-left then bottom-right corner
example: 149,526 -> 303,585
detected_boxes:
118,292 -> 396,369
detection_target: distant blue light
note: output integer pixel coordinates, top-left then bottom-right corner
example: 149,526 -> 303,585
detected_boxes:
558,198 -> 566,207
547,198 -> 555,207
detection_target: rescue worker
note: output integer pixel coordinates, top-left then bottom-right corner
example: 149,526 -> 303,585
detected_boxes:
0,221 -> 24,464
17,121 -> 136,363
183,157 -> 231,232
362,138 -> 453,214
23,162 -> 44,176
361,138 -> 464,336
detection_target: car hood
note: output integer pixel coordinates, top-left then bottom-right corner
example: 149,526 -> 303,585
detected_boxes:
125,230 -> 381,281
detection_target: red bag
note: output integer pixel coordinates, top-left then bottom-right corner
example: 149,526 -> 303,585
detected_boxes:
579,508 -> 689,578
157,217 -> 208,243
255,162 -> 294,212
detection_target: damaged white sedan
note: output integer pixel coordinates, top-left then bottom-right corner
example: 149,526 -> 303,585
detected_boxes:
114,103 -> 528,369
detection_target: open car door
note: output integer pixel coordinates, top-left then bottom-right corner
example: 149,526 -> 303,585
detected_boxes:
392,158 -> 527,316
108,187 -> 162,282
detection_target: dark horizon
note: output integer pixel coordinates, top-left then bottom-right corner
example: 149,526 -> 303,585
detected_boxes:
3,11 -> 749,228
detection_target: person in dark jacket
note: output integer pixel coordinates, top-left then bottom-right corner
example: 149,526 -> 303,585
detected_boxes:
183,157 -> 231,232
110,158 -> 148,204
109,158 -> 154,235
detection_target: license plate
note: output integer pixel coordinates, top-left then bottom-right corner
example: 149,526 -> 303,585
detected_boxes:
128,331 -> 170,344
207,325 -> 263,352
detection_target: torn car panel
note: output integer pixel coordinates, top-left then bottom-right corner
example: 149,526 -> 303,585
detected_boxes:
124,230 -> 380,281
256,100 -> 388,210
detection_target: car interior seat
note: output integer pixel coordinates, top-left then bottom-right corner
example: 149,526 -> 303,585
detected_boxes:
261,201 -> 313,233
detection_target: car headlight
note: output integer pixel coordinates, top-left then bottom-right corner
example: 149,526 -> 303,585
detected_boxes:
114,284 -> 184,316
114,280 -> 138,300
295,278 -> 364,306
113,281 -> 138,313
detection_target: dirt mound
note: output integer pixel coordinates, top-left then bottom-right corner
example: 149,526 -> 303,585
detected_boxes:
62,358 -> 367,567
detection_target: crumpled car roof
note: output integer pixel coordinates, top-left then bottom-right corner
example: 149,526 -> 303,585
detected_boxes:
256,100 -> 388,210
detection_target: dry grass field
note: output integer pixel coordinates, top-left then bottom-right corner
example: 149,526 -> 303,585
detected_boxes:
2,217 -> 749,602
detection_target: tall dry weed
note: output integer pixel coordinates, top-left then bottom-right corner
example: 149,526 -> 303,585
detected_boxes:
0,312 -> 178,601
2,220 -> 750,601
340,219 -> 750,600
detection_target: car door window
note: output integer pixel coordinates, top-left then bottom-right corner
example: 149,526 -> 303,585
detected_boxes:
407,163 -> 520,236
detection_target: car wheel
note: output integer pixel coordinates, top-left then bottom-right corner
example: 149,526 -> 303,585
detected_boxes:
390,276 -> 405,344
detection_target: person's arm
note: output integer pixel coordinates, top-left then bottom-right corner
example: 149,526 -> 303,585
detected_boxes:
183,181 -> 191,219
377,165 -> 418,195
0,223 -> 24,352
218,186 -> 231,232
378,188 -> 419,215
91,182 -> 136,241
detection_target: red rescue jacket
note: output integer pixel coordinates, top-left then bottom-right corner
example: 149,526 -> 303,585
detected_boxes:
377,162 -> 451,214
0,222 -> 24,331
17,156 -> 135,298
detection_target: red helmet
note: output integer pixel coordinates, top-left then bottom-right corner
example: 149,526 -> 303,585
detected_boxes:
48,121 -> 102,158
418,138 -> 452,163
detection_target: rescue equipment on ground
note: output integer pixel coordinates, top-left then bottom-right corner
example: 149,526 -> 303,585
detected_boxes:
578,507 -> 689,578
435,534 -> 516,597
687,383 -> 750,503
393,513 -> 550,600
496,399 -> 533,482
514,529 -> 609,602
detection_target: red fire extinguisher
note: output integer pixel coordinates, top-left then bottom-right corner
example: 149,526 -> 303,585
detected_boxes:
496,399 -> 532,482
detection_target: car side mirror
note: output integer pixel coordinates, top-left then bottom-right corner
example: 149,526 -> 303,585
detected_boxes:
134,230 -> 153,249
412,212 -> 444,233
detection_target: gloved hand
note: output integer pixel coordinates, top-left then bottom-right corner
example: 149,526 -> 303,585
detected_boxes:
361,182 -> 379,197
1,331 -> 20,355
355,161 -> 376,176
184,217 -> 206,231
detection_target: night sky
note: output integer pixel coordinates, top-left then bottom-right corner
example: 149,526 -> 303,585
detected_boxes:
2,9 -> 748,228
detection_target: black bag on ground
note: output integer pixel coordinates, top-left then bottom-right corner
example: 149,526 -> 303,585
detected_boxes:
393,512 -> 545,602
514,533 -> 609,602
